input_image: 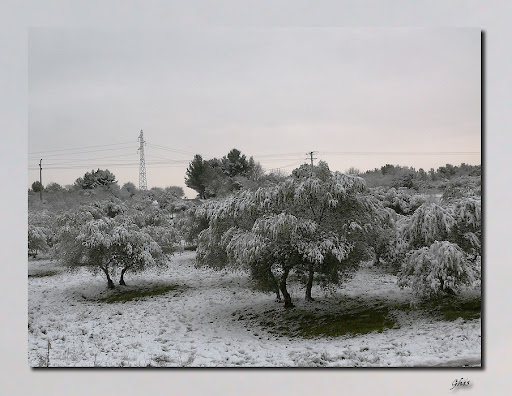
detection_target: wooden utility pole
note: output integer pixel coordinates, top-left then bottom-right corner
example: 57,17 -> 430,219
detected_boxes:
39,159 -> 42,201
307,151 -> 317,176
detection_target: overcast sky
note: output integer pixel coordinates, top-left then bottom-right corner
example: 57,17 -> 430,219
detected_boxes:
28,27 -> 481,198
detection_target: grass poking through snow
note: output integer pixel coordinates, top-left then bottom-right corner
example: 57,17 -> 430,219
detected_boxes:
422,296 -> 481,322
276,306 -> 395,338
97,284 -> 181,303
28,271 -> 60,278
237,297 -> 398,339
236,293 -> 481,339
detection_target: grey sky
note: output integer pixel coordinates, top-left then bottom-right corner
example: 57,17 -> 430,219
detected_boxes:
28,27 -> 480,197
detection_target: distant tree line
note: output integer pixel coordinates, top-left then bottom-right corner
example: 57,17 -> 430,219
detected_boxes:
358,163 -> 481,190
28,169 -> 188,214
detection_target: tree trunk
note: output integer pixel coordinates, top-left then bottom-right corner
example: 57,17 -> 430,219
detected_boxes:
119,267 -> 128,286
305,265 -> 315,302
101,266 -> 115,289
440,279 -> 456,296
374,244 -> 384,266
279,267 -> 294,308
275,288 -> 282,302
267,267 -> 281,302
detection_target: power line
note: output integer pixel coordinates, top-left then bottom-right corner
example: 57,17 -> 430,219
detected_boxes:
320,151 -> 480,155
28,161 -> 191,169
145,143 -> 196,156
29,164 -> 186,170
28,146 -> 138,159
28,141 -> 136,155
28,153 -> 137,164
29,138 -> 481,186
145,154 -> 190,163
252,152 -> 306,158
266,161 -> 305,171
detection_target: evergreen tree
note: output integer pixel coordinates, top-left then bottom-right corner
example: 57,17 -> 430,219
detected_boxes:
74,169 -> 117,189
185,155 -> 207,199
31,181 -> 44,192
221,148 -> 250,177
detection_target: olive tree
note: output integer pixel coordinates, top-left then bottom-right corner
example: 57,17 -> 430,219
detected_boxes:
193,163 -> 391,307
398,241 -> 477,298
396,199 -> 481,299
28,225 -> 49,258
28,210 -> 55,257
223,213 -> 350,307
54,200 -> 175,288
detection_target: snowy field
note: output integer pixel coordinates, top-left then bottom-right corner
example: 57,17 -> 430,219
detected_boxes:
28,251 -> 481,367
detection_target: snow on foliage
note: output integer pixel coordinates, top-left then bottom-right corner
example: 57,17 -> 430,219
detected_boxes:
53,199 -> 178,288
28,210 -> 55,256
398,241 -> 478,298
402,203 -> 455,248
371,187 -> 430,215
395,197 -> 481,299
28,224 -> 49,257
188,165 -> 390,307
449,198 -> 482,258
452,197 -> 481,230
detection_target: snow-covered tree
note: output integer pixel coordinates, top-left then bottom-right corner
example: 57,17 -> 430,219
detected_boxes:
223,213 -> 350,307
193,164 -> 391,306
449,197 -> 482,259
442,176 -> 481,201
28,224 -> 49,258
28,210 -> 55,257
371,187 -> 431,216
398,241 -> 478,298
76,218 -> 165,287
74,169 -> 117,190
396,199 -> 481,299
130,204 -> 179,256
402,203 -> 455,249
195,190 -> 260,270
54,200 -> 175,288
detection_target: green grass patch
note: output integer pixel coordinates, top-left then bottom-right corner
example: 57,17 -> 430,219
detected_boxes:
98,284 -> 181,303
284,307 -> 395,338
236,293 -> 481,339
424,296 -> 481,321
239,299 -> 397,339
390,295 -> 481,322
28,271 -> 60,278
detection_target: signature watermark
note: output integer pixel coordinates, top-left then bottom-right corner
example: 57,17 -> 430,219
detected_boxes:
450,378 -> 471,391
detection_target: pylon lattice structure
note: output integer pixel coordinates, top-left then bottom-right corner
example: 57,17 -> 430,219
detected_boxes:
138,129 -> 147,190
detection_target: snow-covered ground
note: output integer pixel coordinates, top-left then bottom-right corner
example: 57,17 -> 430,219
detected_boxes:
28,252 -> 481,367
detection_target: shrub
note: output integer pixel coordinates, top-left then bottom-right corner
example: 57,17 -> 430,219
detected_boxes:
398,241 -> 478,298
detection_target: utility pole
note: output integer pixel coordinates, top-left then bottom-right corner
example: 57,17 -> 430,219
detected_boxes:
138,130 -> 147,190
307,151 -> 317,176
39,159 -> 43,201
